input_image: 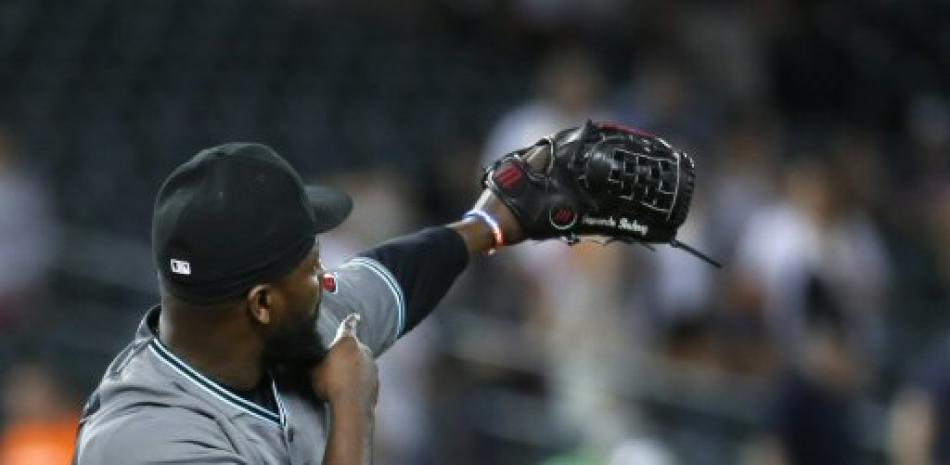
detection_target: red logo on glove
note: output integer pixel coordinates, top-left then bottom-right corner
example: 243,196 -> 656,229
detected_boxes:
549,206 -> 577,230
493,161 -> 526,195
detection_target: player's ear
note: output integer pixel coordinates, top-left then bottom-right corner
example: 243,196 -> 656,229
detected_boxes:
247,284 -> 276,325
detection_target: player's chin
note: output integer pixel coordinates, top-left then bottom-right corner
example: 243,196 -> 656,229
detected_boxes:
263,338 -> 328,368
262,318 -> 327,367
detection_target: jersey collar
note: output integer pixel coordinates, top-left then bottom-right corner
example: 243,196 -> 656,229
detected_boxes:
143,307 -> 287,427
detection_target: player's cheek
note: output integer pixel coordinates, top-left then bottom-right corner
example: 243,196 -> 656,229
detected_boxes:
309,273 -> 322,314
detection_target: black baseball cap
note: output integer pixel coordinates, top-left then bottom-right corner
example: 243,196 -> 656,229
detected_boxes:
152,143 -> 352,303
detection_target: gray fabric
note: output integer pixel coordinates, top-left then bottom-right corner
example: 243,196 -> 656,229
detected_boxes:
316,256 -> 404,355
75,257 -> 403,464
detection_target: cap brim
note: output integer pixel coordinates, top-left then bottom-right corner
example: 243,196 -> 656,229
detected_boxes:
306,185 -> 353,233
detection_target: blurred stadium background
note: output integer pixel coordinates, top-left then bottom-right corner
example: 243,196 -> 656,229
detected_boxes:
0,0 -> 948,464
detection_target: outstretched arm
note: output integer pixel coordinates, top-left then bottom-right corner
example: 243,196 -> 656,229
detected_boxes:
352,187 -> 524,341
324,147 -> 546,350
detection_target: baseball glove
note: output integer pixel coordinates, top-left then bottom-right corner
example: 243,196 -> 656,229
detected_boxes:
483,120 -> 719,266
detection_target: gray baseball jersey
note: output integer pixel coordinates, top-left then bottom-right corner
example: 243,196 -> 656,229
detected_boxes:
73,256 -> 405,465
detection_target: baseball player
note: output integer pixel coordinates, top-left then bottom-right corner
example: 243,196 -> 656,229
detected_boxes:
73,122 -> 706,464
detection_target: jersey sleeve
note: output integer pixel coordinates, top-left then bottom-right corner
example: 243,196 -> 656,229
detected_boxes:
75,410 -> 249,465
316,226 -> 469,357
317,255 -> 406,356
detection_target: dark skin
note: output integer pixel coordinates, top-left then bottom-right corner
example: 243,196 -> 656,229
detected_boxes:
158,248 -> 325,392
158,147 -> 539,464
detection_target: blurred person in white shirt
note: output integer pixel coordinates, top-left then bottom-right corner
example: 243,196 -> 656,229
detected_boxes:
733,153 -> 890,366
481,47 -> 609,166
481,49 -> 646,454
0,127 -> 56,330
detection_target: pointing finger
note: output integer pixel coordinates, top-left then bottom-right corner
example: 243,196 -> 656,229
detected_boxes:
331,313 -> 361,346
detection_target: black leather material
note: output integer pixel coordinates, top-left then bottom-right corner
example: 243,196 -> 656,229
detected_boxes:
482,120 -> 696,245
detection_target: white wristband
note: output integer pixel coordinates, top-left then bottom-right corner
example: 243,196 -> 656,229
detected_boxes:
464,209 -> 504,255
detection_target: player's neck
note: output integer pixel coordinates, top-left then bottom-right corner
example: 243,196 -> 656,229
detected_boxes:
158,303 -> 265,391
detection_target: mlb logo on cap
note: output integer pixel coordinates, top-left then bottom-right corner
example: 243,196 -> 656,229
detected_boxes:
170,259 -> 192,275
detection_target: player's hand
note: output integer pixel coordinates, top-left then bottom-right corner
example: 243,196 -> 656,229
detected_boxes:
470,145 -> 549,245
311,314 -> 378,412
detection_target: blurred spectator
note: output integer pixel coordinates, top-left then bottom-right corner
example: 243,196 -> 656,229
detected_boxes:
609,54 -> 717,150
827,127 -> 888,217
518,241 -> 640,455
905,94 -> 950,190
319,169 -> 420,267
511,0 -> 621,28
0,361 -> 79,465
481,47 -> 609,163
706,110 -> 781,258
759,277 -> 864,465
0,127 -> 57,330
674,2 -> 770,107
607,437 -> 675,465
539,435 -> 676,465
732,153 -> 891,366
888,187 -> 950,465
372,322 -> 440,465
418,142 -> 484,225
640,211 -> 716,333
511,0 -> 623,30
889,339 -> 950,465
622,110 -> 778,339
930,187 -> 950,303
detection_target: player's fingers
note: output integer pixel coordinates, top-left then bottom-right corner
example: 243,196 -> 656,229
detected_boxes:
358,342 -> 374,359
523,145 -> 551,172
331,313 -> 361,346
